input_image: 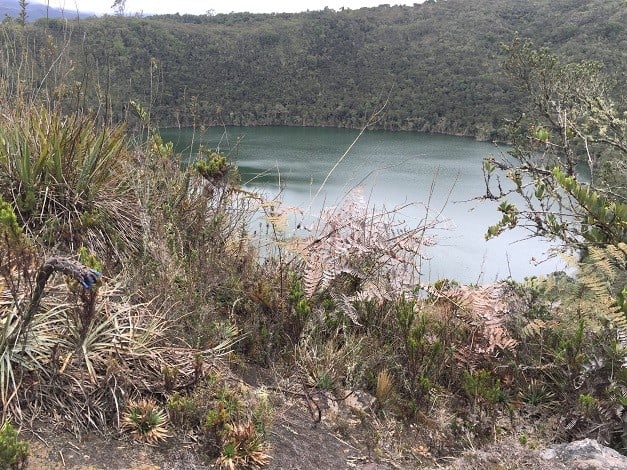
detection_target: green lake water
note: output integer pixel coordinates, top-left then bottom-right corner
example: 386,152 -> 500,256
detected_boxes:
160,126 -> 565,284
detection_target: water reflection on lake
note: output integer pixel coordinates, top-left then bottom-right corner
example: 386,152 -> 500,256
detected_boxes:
160,126 -> 566,284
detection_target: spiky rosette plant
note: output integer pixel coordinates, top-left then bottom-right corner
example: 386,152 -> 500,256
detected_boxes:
0,105 -> 142,265
121,399 -> 170,443
216,421 -> 270,470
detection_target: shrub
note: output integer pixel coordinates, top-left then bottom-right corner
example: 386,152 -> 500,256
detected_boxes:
0,421 -> 28,470
130,131 -> 266,350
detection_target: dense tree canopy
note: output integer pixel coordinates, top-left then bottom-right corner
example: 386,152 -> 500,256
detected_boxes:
1,0 -> 625,139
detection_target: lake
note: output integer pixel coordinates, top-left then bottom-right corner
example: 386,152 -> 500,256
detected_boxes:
160,126 -> 566,284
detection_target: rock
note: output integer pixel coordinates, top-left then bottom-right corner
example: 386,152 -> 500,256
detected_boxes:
541,438 -> 627,470
342,389 -> 376,413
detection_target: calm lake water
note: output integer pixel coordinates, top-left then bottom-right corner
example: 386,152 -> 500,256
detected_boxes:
160,126 -> 565,284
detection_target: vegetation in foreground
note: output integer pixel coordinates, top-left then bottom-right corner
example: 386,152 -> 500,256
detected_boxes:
0,17 -> 626,470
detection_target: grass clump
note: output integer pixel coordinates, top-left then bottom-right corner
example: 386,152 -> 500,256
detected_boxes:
0,107 -> 142,266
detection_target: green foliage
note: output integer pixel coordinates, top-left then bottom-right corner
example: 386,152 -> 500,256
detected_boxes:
17,0 -> 27,27
194,148 -> 230,182
577,393 -> 599,418
0,106 -> 142,264
128,127 -> 268,353
520,379 -> 555,406
2,1 -> 625,139
216,420 -> 269,469
502,274 -> 627,445
552,168 -> 627,246
287,272 -> 311,319
485,200 -> 519,239
396,299 -> 452,401
165,375 -> 270,466
577,243 -> 627,353
0,421 -> 28,470
77,246 -> 103,273
0,197 -> 21,241
251,388 -> 272,438
295,321 -> 366,394
617,287 -> 627,316
463,369 -> 505,408
166,392 -> 197,428
484,37 -> 626,253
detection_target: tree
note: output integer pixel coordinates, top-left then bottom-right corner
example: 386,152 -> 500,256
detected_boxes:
483,37 -> 627,252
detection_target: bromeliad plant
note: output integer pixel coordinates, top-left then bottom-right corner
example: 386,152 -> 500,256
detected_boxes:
121,399 -> 170,444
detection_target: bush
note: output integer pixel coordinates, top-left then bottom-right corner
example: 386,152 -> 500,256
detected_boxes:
0,421 -> 28,470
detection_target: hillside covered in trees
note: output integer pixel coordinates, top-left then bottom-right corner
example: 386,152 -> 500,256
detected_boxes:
2,0 -> 626,140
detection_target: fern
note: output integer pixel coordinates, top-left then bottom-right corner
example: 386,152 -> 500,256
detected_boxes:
296,188 -> 439,323
520,318 -> 546,339
329,291 -> 361,326
434,283 -> 518,354
578,242 -> 627,364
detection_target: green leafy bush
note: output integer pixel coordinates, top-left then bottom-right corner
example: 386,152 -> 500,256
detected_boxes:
484,37 -> 626,252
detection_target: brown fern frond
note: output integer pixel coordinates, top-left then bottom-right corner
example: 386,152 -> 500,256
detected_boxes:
293,187 -> 442,324
483,326 -> 518,354
520,318 -> 546,339
330,291 -> 362,326
303,258 -> 324,298
436,283 -> 518,353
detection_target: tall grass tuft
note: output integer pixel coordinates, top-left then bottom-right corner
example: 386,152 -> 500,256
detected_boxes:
0,106 -> 141,265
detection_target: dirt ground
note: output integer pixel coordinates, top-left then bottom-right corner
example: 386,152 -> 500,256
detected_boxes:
24,401 -> 396,470
20,363 -> 566,470
23,404 -> 566,470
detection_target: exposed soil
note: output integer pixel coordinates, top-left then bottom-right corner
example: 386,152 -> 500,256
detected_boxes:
24,402 -> 394,470
20,363 -> 565,470
23,379 -> 414,470
23,403 -> 567,470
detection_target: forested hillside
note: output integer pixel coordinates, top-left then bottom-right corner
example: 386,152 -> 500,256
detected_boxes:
3,0 -> 626,139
